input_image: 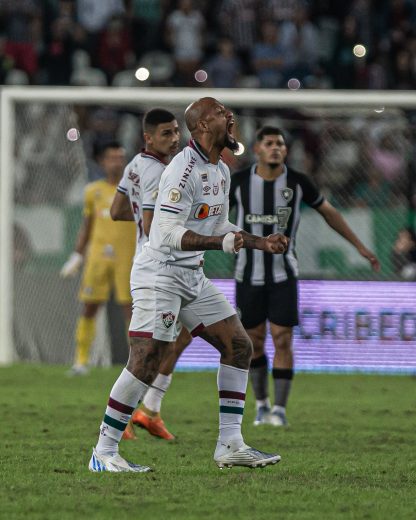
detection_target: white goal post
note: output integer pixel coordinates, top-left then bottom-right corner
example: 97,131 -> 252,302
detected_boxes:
1,86 -> 416,364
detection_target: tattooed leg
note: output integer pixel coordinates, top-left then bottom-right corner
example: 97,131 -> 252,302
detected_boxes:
199,314 -> 253,369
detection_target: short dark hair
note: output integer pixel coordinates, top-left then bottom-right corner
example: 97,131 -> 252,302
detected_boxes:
143,108 -> 176,133
256,126 -> 285,142
93,140 -> 123,160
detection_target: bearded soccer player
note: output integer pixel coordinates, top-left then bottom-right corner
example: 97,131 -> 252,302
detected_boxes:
230,126 -> 380,426
61,142 -> 136,377
89,97 -> 288,473
110,108 -> 192,441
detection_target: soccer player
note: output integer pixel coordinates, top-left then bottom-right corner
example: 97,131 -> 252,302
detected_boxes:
110,108 -> 192,440
229,126 -> 380,426
88,97 -> 289,473
60,142 -> 136,377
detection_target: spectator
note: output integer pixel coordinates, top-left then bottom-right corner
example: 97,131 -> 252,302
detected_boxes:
391,227 -> 416,279
219,0 -> 259,73
165,0 -> 205,86
0,0 -> 41,81
0,32 -> 14,83
251,21 -> 285,88
279,4 -> 320,82
96,16 -> 133,83
127,0 -> 164,59
204,38 -> 242,88
41,16 -> 77,85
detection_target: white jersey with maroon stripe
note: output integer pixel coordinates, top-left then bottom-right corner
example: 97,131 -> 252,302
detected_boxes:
143,140 -> 232,268
117,151 -> 166,256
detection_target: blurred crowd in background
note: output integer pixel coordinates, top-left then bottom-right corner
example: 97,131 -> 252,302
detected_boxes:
4,0 -> 416,271
2,0 -> 416,89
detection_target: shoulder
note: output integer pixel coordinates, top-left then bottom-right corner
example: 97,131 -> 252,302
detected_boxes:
230,166 -> 251,187
287,167 -> 316,186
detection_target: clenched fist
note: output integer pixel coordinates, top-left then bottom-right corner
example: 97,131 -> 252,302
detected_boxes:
263,234 -> 289,254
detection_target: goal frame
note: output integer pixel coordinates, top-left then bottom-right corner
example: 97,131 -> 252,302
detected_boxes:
1,86 -> 416,363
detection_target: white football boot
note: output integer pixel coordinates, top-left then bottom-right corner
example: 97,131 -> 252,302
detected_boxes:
88,448 -> 152,473
214,438 -> 281,469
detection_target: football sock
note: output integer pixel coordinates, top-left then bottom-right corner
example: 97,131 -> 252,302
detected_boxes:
74,316 -> 96,366
249,354 -> 269,404
272,368 -> 294,409
217,363 -> 248,445
96,368 -> 148,456
142,373 -> 172,414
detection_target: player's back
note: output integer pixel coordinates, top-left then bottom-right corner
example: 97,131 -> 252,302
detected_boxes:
85,179 -> 136,260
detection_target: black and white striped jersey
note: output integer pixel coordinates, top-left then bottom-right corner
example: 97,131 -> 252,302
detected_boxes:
230,164 -> 324,285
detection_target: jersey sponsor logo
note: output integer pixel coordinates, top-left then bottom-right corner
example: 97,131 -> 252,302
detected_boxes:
245,207 -> 292,228
128,170 -> 140,186
201,172 -> 208,182
162,311 -> 175,329
179,157 -> 196,188
281,188 -> 293,202
168,188 -> 181,203
213,183 -> 219,195
194,203 -> 224,219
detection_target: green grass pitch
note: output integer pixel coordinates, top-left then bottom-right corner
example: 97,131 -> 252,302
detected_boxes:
1,364 -> 415,520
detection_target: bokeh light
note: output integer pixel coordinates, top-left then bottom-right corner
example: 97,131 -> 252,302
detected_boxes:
194,69 -> 208,83
287,78 -> 301,90
135,67 -> 150,81
353,44 -> 366,58
66,128 -> 80,142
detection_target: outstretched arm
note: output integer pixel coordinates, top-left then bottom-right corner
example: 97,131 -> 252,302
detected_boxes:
316,200 -> 380,271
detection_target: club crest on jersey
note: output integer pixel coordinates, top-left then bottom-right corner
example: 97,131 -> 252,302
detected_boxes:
168,188 -> 181,202
162,311 -> 175,329
194,203 -> 223,219
152,189 -> 159,200
213,183 -> 219,195
281,188 -> 293,202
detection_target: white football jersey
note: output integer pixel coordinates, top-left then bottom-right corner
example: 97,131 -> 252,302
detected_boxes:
117,151 -> 166,255
144,140 -> 232,267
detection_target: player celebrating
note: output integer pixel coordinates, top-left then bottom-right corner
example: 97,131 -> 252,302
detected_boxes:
111,108 -> 192,441
230,126 -> 380,426
61,142 -> 136,376
88,97 -> 288,473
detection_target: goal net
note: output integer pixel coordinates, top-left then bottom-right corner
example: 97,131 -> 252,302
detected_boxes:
1,88 -> 415,365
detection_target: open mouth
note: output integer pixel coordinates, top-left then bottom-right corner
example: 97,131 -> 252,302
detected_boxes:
227,119 -> 236,142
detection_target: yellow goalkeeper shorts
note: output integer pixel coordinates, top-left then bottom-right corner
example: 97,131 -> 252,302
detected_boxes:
79,254 -> 132,305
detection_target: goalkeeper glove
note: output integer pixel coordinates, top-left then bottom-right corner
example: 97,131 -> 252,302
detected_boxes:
60,251 -> 83,278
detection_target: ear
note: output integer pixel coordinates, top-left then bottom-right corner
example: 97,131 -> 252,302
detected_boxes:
197,119 -> 209,133
143,131 -> 152,145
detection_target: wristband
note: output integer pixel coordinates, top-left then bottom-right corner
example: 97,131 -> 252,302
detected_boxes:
222,232 -> 236,254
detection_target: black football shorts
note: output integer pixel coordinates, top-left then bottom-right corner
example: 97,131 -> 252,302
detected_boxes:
236,278 -> 299,329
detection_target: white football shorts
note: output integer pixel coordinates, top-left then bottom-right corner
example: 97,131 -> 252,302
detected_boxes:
129,249 -> 236,342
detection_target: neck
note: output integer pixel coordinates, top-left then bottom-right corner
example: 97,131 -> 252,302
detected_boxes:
144,147 -> 168,164
256,162 -> 285,180
193,137 -> 222,164
106,173 -> 120,185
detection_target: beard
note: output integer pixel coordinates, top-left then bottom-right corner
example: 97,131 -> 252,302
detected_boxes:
224,133 -> 240,152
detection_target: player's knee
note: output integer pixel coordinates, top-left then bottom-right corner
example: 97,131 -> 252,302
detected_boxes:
231,333 -> 253,368
272,329 -> 293,353
127,338 -> 164,384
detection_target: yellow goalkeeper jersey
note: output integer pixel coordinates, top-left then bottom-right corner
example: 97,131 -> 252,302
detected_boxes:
83,179 -> 136,261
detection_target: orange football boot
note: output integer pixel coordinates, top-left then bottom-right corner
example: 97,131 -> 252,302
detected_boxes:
132,408 -> 175,440
122,419 -> 137,441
